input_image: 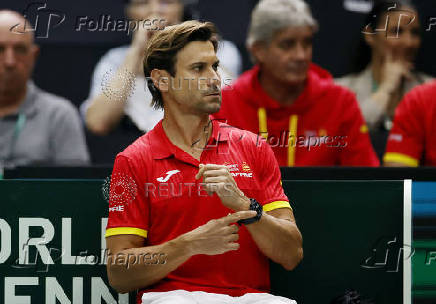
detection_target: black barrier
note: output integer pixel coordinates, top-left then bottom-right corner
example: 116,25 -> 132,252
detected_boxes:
0,180 -> 131,303
273,180 -> 404,303
3,166 -> 436,181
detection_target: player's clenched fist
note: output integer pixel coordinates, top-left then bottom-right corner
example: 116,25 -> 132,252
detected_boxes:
195,163 -> 250,211
181,211 -> 257,256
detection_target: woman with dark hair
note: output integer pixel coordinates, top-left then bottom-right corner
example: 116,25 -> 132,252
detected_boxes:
336,0 -> 432,156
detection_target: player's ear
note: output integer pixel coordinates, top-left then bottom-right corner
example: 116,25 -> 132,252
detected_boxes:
31,44 -> 40,60
151,69 -> 170,92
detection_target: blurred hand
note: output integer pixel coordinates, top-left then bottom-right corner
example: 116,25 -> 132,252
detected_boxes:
129,15 -> 162,75
181,211 -> 257,255
131,21 -> 152,52
379,52 -> 413,94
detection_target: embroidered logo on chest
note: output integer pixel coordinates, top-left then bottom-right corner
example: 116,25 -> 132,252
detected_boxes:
224,162 -> 253,178
156,169 -> 180,182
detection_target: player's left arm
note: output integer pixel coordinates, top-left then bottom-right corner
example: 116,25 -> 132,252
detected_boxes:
196,143 -> 303,271
242,198 -> 303,271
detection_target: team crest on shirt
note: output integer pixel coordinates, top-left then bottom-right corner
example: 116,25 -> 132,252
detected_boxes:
242,162 -> 251,172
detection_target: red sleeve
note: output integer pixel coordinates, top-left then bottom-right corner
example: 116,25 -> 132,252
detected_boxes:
105,155 -> 150,239
256,139 -> 291,212
339,92 -> 380,166
383,89 -> 423,166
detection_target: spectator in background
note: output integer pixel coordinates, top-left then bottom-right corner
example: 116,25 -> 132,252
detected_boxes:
384,81 -> 436,167
0,10 -> 90,167
214,0 -> 379,167
336,0 -> 432,159
82,0 -> 242,162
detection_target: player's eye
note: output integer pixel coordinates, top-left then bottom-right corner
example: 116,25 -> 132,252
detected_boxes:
14,45 -> 28,54
411,28 -> 420,37
193,64 -> 204,72
303,37 -> 313,47
212,62 -> 219,71
278,40 -> 295,50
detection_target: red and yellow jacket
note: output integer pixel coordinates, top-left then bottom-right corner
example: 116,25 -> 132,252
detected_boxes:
214,64 -> 379,167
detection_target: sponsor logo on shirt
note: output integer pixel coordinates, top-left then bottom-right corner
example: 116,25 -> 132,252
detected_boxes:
156,169 -> 180,182
223,162 -> 239,172
224,162 -> 253,178
104,173 -> 138,212
388,133 -> 403,142
109,205 -> 124,212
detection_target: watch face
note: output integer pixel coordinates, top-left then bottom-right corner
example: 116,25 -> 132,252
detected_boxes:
238,198 -> 262,225
249,198 -> 262,217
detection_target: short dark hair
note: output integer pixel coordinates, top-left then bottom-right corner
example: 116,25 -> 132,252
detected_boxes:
143,20 -> 218,110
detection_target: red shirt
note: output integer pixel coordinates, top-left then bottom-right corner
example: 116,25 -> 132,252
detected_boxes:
384,81 -> 436,166
213,64 -> 379,167
105,118 -> 291,303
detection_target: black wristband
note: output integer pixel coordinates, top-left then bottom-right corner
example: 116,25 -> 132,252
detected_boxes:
237,198 -> 262,225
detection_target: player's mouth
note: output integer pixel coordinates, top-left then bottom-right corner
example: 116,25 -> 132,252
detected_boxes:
204,91 -> 221,97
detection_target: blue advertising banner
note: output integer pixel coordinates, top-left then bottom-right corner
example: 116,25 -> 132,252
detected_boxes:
412,182 -> 436,303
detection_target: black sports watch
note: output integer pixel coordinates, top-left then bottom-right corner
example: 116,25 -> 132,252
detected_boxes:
237,198 -> 263,225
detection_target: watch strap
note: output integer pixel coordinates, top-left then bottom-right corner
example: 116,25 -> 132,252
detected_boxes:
237,198 -> 262,225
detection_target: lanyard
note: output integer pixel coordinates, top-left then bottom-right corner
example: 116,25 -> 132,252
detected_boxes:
372,78 -> 379,93
257,107 -> 298,167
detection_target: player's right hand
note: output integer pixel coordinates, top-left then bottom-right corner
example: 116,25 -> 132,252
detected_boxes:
181,211 -> 257,256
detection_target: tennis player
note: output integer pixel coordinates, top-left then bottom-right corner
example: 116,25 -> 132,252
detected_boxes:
105,20 -> 302,304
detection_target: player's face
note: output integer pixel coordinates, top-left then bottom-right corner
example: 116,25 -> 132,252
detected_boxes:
255,26 -> 313,85
0,14 -> 38,100
127,0 -> 183,27
368,8 -> 421,64
168,40 -> 221,115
